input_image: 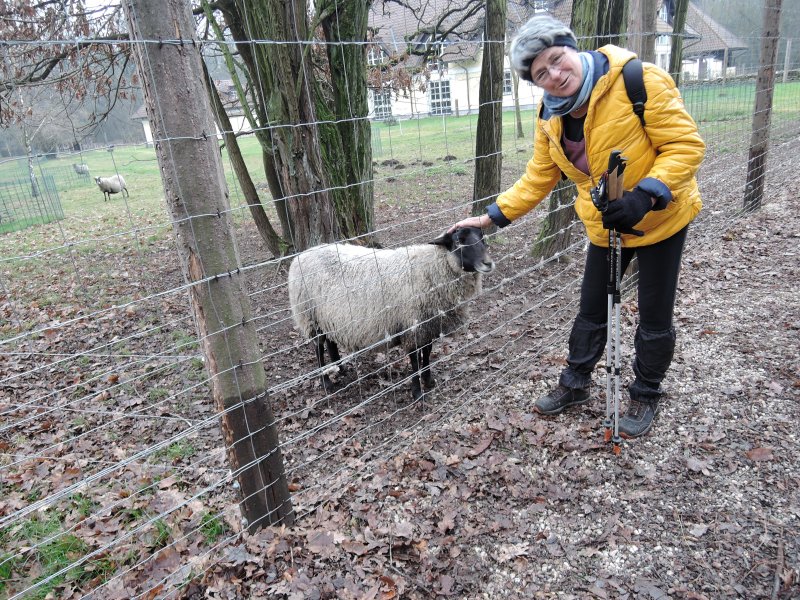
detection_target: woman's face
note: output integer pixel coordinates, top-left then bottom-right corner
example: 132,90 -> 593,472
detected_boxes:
530,45 -> 583,97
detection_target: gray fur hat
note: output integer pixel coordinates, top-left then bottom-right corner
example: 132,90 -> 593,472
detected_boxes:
509,15 -> 578,83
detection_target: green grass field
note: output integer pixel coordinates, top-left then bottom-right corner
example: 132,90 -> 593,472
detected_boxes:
0,78 -> 797,259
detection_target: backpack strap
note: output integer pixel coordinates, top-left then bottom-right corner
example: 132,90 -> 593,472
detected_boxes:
622,58 -> 647,127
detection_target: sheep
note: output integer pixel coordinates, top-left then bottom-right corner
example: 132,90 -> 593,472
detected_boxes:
94,175 -> 128,202
288,227 -> 495,401
72,163 -> 90,176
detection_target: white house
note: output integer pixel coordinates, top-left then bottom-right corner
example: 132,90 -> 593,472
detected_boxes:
365,0 -> 749,121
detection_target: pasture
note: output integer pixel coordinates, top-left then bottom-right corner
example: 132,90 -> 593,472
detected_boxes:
1,77 -> 799,598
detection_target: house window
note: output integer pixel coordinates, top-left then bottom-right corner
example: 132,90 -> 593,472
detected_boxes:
503,70 -> 513,95
426,41 -> 446,73
429,80 -> 452,115
372,88 -> 393,120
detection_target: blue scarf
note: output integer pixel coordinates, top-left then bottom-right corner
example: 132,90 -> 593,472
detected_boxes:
542,52 -> 595,117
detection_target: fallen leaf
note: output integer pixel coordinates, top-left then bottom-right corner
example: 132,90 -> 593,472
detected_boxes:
467,435 -> 494,457
745,447 -> 774,462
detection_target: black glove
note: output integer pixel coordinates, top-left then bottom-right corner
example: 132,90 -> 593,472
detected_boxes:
601,188 -> 653,236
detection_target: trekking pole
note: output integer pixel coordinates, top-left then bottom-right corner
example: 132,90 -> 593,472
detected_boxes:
591,150 -> 626,455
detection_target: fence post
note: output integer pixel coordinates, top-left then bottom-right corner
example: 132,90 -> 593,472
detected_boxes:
783,38 -> 792,84
744,0 -> 783,212
122,0 -> 294,531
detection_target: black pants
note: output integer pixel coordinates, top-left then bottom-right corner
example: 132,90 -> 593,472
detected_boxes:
559,226 -> 688,403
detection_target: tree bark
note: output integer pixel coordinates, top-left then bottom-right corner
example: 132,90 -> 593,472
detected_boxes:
596,0 -> 627,47
669,0 -> 690,86
511,68 -> 524,139
227,0 -> 338,251
627,0 -> 657,61
471,0 -> 506,227
744,0 -> 783,212
124,0 -> 294,531
318,0 -> 375,243
202,62 -> 287,258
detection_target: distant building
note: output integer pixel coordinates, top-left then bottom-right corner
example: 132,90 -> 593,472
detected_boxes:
367,0 -> 543,121
132,1 -> 749,134
366,0 -> 750,121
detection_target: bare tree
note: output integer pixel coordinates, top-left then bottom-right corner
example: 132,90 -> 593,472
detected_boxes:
627,0 -> 657,62
744,0 -> 783,212
470,0 -> 506,228
123,0 -> 294,531
669,0 -> 690,85
200,0 -> 377,252
0,3 -> 133,129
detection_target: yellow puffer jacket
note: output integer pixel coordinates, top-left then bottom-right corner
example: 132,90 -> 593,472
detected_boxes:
495,45 -> 705,247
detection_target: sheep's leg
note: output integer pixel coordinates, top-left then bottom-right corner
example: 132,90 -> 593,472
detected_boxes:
420,342 -> 436,389
408,348 -> 424,402
314,333 -> 335,393
326,339 -> 341,363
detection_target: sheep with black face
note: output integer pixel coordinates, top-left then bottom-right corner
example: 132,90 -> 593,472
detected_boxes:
288,227 -> 494,401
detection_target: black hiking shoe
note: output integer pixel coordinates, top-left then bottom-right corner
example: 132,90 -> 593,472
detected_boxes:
618,400 -> 659,438
534,385 -> 590,415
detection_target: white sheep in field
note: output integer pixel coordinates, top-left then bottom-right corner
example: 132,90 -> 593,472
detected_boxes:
72,163 -> 90,176
288,227 -> 495,401
94,175 -> 128,202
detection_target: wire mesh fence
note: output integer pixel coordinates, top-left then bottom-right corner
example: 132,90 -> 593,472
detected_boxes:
0,0 -> 798,598
0,174 -> 64,234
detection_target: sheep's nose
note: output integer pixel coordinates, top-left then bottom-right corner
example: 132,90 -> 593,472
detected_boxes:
477,260 -> 495,273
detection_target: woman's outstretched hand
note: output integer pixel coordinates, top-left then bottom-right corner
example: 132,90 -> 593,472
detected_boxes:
448,214 -> 491,233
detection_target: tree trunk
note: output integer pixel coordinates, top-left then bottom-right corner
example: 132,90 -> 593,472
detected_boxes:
318,0 -> 375,243
669,0 -> 690,86
628,0 -> 657,61
228,0 -> 338,251
530,181 -> 578,260
471,0 -> 506,226
511,68 -> 524,139
640,0 -> 657,63
23,126 -> 39,198
124,0 -> 294,531
202,62 -> 287,258
596,0 -> 627,47
744,0 -> 783,212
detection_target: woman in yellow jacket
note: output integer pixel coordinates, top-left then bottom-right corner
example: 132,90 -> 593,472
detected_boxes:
451,15 -> 705,438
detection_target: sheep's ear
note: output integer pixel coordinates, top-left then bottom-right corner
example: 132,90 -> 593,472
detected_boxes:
430,230 -> 455,250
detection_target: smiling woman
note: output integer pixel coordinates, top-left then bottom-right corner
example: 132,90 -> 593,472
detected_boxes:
449,13 -> 706,441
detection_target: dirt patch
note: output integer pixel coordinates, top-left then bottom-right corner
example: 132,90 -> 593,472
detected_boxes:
179,162 -> 799,596
1,148 -> 798,598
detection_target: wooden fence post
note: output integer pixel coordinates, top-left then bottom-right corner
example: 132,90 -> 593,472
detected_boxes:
783,38 -> 792,84
744,0 -> 783,212
123,0 -> 294,531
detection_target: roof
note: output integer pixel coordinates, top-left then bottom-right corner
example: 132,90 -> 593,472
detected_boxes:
680,3 -> 748,56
